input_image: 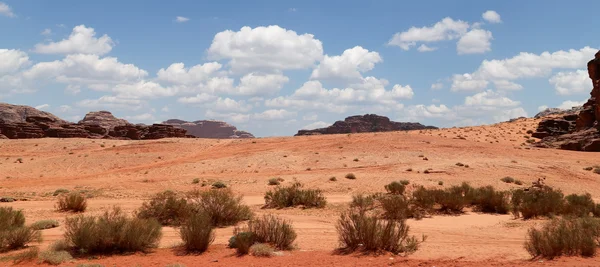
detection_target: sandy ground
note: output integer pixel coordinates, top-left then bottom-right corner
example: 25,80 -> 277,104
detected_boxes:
1,117 -> 600,266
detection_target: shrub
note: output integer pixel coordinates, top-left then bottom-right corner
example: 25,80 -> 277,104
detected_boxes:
38,250 -> 73,265
435,185 -> 468,213
438,181 -> 443,186
268,178 -> 280,186
188,189 -> 252,227
379,195 -> 411,220
524,217 -> 600,259
514,180 -> 524,185
384,181 -> 406,195
345,173 -> 356,179
2,226 -> 42,249
329,176 -> 337,181
12,247 -> 39,264
471,186 -> 509,214
165,264 -> 185,267
511,187 -> 564,219
564,193 -> 596,217
64,206 -> 162,254
49,239 -> 69,252
350,194 -> 378,213
500,177 -> 515,183
192,178 -> 200,184
411,186 -> 436,212
594,168 -> 600,175
399,180 -> 410,186
53,188 -> 70,196
180,213 -> 214,253
137,190 -> 190,226
250,243 -> 274,257
230,231 -> 256,255
246,214 -> 296,250
0,207 -> 25,229
264,182 -> 326,209
30,219 -> 60,230
336,210 -> 424,254
56,192 -> 87,212
212,181 -> 227,189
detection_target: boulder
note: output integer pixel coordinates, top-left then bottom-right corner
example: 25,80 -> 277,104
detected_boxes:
162,119 -> 255,139
295,114 -> 437,136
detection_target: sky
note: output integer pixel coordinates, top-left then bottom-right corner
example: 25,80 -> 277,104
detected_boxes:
0,1 -> 599,137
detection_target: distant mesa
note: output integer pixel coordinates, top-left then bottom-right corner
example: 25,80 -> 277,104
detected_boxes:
295,114 -> 437,136
162,119 -> 255,139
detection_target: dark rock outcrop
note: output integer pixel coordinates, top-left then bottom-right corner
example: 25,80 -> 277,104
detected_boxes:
295,114 -> 437,136
533,51 -> 600,151
78,111 -> 130,132
534,107 -> 582,119
162,119 -> 254,139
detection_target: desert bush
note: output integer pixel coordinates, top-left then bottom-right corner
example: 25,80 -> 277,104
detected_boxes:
39,250 -> 73,265
514,180 -> 524,185
180,213 -> 214,253
49,239 -> 69,252
137,190 -> 190,226
264,182 -> 326,209
53,188 -> 70,196
230,231 -> 256,255
511,187 -> 564,219
329,176 -> 337,181
380,195 -> 411,220
524,217 -> 600,259
399,180 -> 410,186
188,189 -> 252,227
435,185 -> 468,213
471,186 -> 510,214
30,219 -> 60,230
350,194 -> 378,213
268,178 -> 280,185
501,177 -> 515,183
594,168 -> 600,174
56,192 -> 87,212
336,210 -> 424,254
345,173 -> 356,179
2,226 -> 42,249
64,206 -> 162,254
563,193 -> 596,217
385,181 -> 406,195
250,243 -> 274,257
0,207 -> 25,229
410,186 -> 436,212
246,214 -> 296,250
12,247 -> 39,264
192,178 -> 200,184
212,181 -> 227,189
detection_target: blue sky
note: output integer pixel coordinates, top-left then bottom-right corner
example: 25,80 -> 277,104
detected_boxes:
1,1 -> 599,137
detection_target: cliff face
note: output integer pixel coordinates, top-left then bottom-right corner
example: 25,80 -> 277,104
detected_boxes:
532,51 -> 600,151
295,114 -> 437,136
162,119 -> 255,139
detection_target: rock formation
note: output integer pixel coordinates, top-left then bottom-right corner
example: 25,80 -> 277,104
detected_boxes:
162,119 -> 255,139
0,103 -> 187,140
295,114 -> 437,136
534,107 -> 582,119
533,51 -> 600,151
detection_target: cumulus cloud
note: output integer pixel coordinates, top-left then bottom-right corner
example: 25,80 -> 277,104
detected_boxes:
76,95 -> 144,110
33,25 -> 114,55
310,46 -> 382,82
549,70 -> 590,95
175,16 -> 190,23
482,10 -> 502,24
417,44 -> 437,52
537,105 -> 549,111
234,73 -> 289,96
0,49 -> 30,75
388,17 -> 470,50
451,73 -> 488,92
124,113 -> 155,121
157,62 -> 222,85
390,84 -> 414,99
302,121 -> 330,130
431,83 -> 443,90
557,100 -> 586,110
207,25 -> 323,72
493,80 -> 523,91
457,29 -> 492,54
41,29 -> 52,36
0,2 -> 15,17
252,109 -> 296,120
464,90 -> 520,107
35,104 -> 50,110
58,105 -> 73,113
177,93 -> 218,104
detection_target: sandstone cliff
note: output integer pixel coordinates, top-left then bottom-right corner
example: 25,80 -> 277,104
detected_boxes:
295,114 -> 437,136
162,119 -> 254,139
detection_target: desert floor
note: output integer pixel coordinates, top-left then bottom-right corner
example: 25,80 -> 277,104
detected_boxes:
1,117 -> 600,266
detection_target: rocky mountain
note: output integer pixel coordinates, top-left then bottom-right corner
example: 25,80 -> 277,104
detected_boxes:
162,119 -> 254,139
532,51 -> 600,151
295,114 -> 437,136
534,107 -> 583,119
0,104 -> 187,140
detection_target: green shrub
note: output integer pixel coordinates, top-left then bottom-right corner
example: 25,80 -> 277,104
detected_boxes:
471,186 -> 509,214
264,182 -> 326,209
231,231 -> 256,255
434,185 -> 468,213
525,217 -> 600,259
345,173 -> 356,179
0,207 -> 25,229
64,206 -> 162,254
564,193 -> 596,217
350,194 -> 378,213
180,213 -> 214,253
30,220 -> 60,230
53,188 -> 70,196
188,189 -> 252,227
384,181 -> 406,195
511,187 -> 564,219
336,210 -> 424,254
250,243 -> 274,257
2,226 -> 42,249
411,186 -> 436,212
56,192 -> 87,212
379,195 -> 411,220
500,177 -> 515,183
137,190 -> 190,226
246,214 -> 296,250
212,181 -> 227,189
38,250 -> 73,265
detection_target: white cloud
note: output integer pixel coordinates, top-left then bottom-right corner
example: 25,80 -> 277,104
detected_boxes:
457,29 -> 492,55
493,80 -> 523,91
252,109 -> 296,121
390,84 -> 414,99
310,46 -> 382,82
451,73 -> 488,92
0,49 -> 30,75
207,25 -> 323,72
177,93 -> 217,104
76,95 -> 144,110
212,97 -> 252,113
388,17 -> 470,50
557,100 -> 586,110
482,10 -> 502,24
175,16 -> 190,23
58,105 -> 73,113
124,113 -> 155,121
537,105 -> 549,111
161,106 -> 169,112
41,29 -> 52,36
302,114 -> 318,121
33,25 -> 114,55
302,121 -> 330,130
112,80 -> 175,99
35,104 -> 50,110
549,70 -> 590,95
403,104 -> 453,119
464,90 -> 520,107
492,107 -> 527,122
430,83 -> 443,90
205,110 -> 250,124
0,2 -> 15,17
234,73 -> 289,96
157,62 -> 222,85
417,44 -> 437,52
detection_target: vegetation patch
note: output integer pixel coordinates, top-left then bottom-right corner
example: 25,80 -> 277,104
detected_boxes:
264,182 -> 326,209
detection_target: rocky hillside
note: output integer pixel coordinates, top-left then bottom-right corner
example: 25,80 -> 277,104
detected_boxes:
295,114 -> 437,136
0,104 -> 187,140
162,119 -> 254,139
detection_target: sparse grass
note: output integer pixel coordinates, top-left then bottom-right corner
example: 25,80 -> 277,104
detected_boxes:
30,220 -> 59,230
49,239 -> 69,252
500,176 -> 515,183
11,247 -> 39,264
345,173 -> 356,180
137,190 -> 189,226
264,182 -> 326,209
384,181 -> 406,195
53,188 -> 70,196
525,217 -> 600,259
246,214 -> 297,250
180,213 -> 214,253
212,181 -> 227,189
164,264 -> 186,267
250,243 -> 275,257
514,180 -> 524,185
56,192 -> 87,212
38,250 -> 73,265
188,189 -> 252,227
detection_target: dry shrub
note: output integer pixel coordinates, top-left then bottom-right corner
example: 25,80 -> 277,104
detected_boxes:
350,194 -> 379,213
246,214 -> 296,250
384,182 -> 406,195
434,185 -> 468,213
137,190 -> 190,226
379,195 -> 412,220
471,186 -> 509,214
0,207 -> 41,251
188,189 -> 252,227
563,193 -> 596,217
56,192 -> 87,212
49,239 -> 69,252
511,187 -> 564,219
230,231 -> 256,255
0,207 -> 25,229
525,217 -> 600,259
501,177 -> 515,183
38,250 -> 73,265
250,243 -> 274,257
64,206 -> 162,254
30,219 -> 60,230
336,210 -> 424,255
180,213 -> 214,253
264,182 -> 326,209
12,247 -> 39,264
